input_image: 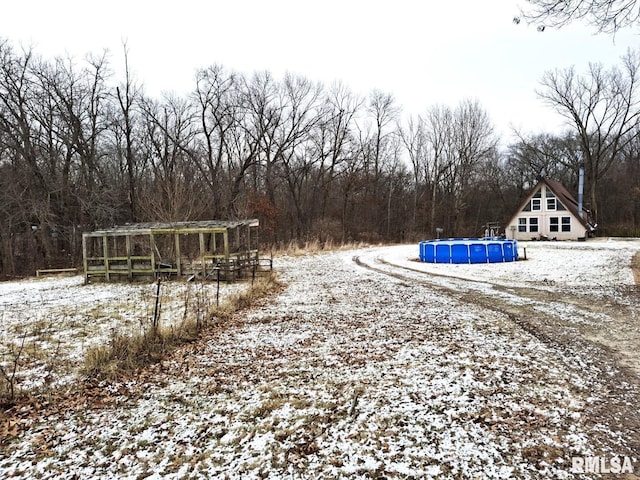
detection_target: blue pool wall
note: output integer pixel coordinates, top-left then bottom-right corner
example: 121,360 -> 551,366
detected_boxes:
419,238 -> 518,264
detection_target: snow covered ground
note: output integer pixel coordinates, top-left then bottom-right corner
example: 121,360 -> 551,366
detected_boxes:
0,273 -> 248,391
1,239 -> 640,478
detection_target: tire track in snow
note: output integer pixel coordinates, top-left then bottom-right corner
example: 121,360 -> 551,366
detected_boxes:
353,253 -> 640,458
361,253 -> 640,379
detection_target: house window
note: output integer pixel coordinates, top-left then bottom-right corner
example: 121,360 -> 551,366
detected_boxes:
518,218 -> 527,232
531,198 -> 542,211
561,216 -> 571,232
522,189 -> 542,212
529,217 -> 539,233
546,191 -> 557,210
531,190 -> 542,211
550,217 -> 559,232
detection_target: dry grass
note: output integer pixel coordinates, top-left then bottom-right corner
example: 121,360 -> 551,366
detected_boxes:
82,272 -> 283,380
273,239 -> 372,257
82,330 -> 171,380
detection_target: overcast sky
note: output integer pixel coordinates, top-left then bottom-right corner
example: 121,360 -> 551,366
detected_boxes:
2,0 -> 639,144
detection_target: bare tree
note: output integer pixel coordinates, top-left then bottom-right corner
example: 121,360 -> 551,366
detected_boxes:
0,43 -> 59,269
192,64 -> 238,217
114,41 -> 141,221
613,123 -> 640,228
510,132 -> 579,179
399,114 -> 428,233
357,90 -> 400,236
137,93 -> 207,221
382,134 -> 406,238
335,142 -> 365,243
446,99 -> 498,234
516,0 -> 640,33
424,104 -> 455,234
230,71 -> 281,217
271,73 -> 323,240
537,48 -> 640,221
314,83 -> 362,229
416,101 -> 496,236
40,51 -> 119,230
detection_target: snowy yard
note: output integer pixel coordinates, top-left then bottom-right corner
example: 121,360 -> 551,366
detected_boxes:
1,239 -> 640,478
0,274 -> 249,392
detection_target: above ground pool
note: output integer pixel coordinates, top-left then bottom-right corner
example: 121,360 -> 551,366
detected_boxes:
419,238 -> 518,264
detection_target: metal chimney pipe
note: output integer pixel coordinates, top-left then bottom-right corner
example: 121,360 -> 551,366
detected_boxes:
578,165 -> 584,218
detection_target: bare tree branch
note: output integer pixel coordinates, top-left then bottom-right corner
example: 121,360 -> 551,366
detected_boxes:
517,0 -> 640,34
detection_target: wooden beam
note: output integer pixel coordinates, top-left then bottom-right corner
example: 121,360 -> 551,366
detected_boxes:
199,232 -> 206,278
175,233 -> 182,276
37,268 -> 79,277
102,235 -> 110,281
150,233 -> 156,275
82,234 -> 89,284
126,234 -> 132,279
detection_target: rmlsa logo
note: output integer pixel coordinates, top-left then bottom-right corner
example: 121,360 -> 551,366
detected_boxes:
571,456 -> 635,474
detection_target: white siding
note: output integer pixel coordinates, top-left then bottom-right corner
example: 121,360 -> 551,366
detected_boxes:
506,185 -> 588,241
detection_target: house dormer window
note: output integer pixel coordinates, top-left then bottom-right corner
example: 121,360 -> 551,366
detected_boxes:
546,190 -> 557,210
523,189 -> 542,212
531,198 -> 541,211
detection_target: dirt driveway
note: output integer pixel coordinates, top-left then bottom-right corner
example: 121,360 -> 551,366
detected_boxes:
360,243 -> 640,470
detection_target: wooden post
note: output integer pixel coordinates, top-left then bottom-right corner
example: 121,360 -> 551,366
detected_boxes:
126,234 -> 132,279
199,232 -> 206,278
223,229 -> 229,274
150,233 -> 156,276
175,233 -> 182,277
251,224 -> 258,265
102,234 -> 110,281
82,233 -> 89,284
216,267 -> 220,306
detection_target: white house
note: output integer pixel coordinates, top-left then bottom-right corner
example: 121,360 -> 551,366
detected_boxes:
505,177 -> 596,241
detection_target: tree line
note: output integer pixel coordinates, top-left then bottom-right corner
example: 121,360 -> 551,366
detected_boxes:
1,39 -> 640,276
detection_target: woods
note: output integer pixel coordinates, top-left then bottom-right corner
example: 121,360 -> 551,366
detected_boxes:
1,39 -> 640,277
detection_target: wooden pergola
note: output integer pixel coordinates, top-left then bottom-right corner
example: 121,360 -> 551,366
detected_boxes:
82,219 -> 261,283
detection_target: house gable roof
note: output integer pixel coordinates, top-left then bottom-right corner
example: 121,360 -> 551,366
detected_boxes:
507,177 -> 596,231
